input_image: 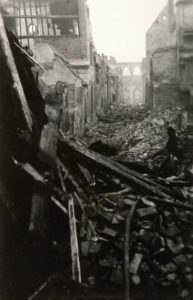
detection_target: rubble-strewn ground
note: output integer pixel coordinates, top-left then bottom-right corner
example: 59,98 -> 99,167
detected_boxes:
1,102 -> 193,300
83,105 -> 182,163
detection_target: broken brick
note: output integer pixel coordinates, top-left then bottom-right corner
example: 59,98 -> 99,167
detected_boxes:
131,275 -> 141,286
166,239 -> 184,255
137,207 -> 157,219
130,253 -> 143,275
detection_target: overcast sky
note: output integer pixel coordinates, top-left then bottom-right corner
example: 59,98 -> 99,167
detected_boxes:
87,0 -> 168,62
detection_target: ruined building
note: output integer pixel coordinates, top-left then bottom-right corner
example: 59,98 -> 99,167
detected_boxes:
1,0 -> 121,136
144,0 -> 193,120
110,60 -> 144,106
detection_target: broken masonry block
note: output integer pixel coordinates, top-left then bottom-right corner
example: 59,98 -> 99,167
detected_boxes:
123,199 -> 136,206
131,275 -> 141,286
160,262 -> 177,274
173,254 -> 187,266
180,290 -> 190,299
141,198 -> 156,208
99,226 -> 118,238
166,239 -> 184,256
130,253 -> 143,275
166,273 -> 177,281
81,241 -> 90,257
136,207 -> 157,219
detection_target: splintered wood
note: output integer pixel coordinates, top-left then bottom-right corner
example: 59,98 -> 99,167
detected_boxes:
68,195 -> 82,283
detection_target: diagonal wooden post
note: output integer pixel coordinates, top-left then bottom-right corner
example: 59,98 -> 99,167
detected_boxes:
68,195 -> 82,283
0,13 -> 33,131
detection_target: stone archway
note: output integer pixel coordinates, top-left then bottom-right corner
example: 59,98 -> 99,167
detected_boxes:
117,62 -> 143,105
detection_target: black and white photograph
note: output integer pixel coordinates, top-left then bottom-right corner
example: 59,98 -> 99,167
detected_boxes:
0,0 -> 193,299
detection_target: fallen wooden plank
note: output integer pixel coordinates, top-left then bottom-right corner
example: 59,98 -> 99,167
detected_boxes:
12,158 -> 46,184
59,132 -> 172,199
51,196 -> 68,215
73,192 -> 97,237
124,200 -> 139,300
148,196 -> 193,212
68,195 -> 82,283
0,13 -> 33,131
14,42 -> 45,71
28,279 -> 50,300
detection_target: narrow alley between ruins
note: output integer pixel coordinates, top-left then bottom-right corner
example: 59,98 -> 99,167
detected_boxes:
0,1 -> 193,300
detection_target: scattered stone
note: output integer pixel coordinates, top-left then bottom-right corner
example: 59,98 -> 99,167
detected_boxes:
137,207 -> 157,219
130,253 -> 143,275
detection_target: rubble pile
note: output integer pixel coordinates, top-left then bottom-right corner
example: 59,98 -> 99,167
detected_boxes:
84,105 -> 183,162
7,133 -> 193,300
0,24 -> 193,300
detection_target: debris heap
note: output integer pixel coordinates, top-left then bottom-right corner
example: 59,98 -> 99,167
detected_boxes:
83,105 -> 184,162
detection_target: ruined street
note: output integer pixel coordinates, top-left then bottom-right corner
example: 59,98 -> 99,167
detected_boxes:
0,0 -> 193,300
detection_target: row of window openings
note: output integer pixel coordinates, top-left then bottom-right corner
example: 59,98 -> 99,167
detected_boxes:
123,67 -> 141,76
16,18 -> 80,36
3,1 -> 80,37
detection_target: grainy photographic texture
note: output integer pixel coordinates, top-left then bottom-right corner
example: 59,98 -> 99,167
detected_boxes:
0,0 -> 193,299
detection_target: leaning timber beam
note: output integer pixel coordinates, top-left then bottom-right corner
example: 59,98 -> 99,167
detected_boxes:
0,13 -> 33,131
59,131 -> 178,199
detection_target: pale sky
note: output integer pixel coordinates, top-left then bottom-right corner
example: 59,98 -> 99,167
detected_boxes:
87,0 -> 169,62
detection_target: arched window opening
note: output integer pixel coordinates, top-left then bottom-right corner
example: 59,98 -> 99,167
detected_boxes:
123,67 -> 131,77
133,66 -> 141,76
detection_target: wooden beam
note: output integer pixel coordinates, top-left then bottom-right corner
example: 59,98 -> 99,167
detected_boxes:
14,42 -> 45,71
3,15 -> 79,19
59,132 -> 173,199
68,195 -> 82,283
0,13 -> 33,131
124,201 -> 139,300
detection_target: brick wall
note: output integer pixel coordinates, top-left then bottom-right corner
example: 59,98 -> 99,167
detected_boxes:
152,48 -> 178,84
146,5 -> 176,55
145,0 -> 193,112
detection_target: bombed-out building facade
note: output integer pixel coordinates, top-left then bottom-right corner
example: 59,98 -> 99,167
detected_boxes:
2,0 -> 121,136
144,0 -> 193,120
108,58 -> 144,106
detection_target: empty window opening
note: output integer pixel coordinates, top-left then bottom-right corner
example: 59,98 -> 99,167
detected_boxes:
2,0 -> 80,47
123,67 -> 131,76
133,66 -> 141,76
